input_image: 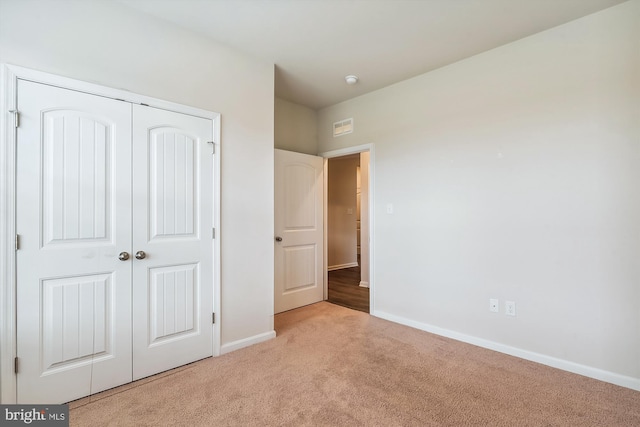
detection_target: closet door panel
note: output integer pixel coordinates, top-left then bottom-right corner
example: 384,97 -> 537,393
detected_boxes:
132,105 -> 214,380
16,80 -> 133,404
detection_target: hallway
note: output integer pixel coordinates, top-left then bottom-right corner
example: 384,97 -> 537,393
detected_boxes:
327,261 -> 369,313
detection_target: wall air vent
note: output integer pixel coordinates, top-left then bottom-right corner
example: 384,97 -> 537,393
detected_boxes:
333,118 -> 353,137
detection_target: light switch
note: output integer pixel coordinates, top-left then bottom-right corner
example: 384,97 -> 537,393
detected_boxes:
386,204 -> 393,214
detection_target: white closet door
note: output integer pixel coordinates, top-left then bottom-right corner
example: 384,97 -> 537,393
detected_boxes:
131,105 -> 214,380
16,80 -> 133,403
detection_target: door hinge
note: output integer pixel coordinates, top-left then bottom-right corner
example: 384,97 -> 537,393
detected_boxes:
212,228 -> 215,239
207,141 -> 215,154
15,234 -> 20,251
14,357 -> 19,374
212,313 -> 215,324
9,110 -> 19,128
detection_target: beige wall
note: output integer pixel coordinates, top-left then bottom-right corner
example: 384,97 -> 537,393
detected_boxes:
275,97 -> 318,155
318,1 -> 640,388
327,155 -> 359,269
0,0 -> 275,352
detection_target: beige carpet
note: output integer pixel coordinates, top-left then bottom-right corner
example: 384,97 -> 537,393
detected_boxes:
69,302 -> 639,426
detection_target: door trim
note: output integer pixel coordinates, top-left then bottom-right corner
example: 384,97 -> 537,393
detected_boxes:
0,64 -> 221,403
319,144 -> 375,314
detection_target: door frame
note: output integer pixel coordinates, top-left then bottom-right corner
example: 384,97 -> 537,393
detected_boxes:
319,144 -> 375,313
0,64 -> 221,404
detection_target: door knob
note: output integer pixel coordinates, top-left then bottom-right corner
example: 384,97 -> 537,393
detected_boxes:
275,236 -> 282,242
135,250 -> 146,260
118,252 -> 130,261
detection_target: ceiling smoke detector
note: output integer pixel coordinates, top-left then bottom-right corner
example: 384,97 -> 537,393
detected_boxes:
345,75 -> 359,85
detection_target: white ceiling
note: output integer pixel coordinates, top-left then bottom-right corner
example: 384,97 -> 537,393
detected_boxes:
118,0 -> 626,110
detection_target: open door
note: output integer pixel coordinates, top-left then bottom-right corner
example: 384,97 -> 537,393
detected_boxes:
274,149 -> 324,313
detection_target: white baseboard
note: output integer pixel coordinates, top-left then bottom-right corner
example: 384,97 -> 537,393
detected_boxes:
220,330 -> 276,355
359,281 -> 369,288
373,310 -> 640,392
327,262 -> 359,271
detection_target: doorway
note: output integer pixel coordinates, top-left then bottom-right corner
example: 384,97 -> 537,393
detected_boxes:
322,145 -> 373,314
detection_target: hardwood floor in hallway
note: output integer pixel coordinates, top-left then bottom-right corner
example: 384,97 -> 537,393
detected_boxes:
327,261 -> 369,313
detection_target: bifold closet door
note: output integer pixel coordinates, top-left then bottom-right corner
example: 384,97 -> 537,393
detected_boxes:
16,80 -> 133,404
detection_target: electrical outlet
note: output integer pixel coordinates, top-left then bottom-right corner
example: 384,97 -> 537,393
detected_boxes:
505,301 -> 516,316
489,298 -> 499,313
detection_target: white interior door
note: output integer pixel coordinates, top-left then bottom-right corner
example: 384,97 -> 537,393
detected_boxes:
274,149 -> 324,313
15,80 -> 215,403
16,80 -> 133,403
132,105 -> 214,380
